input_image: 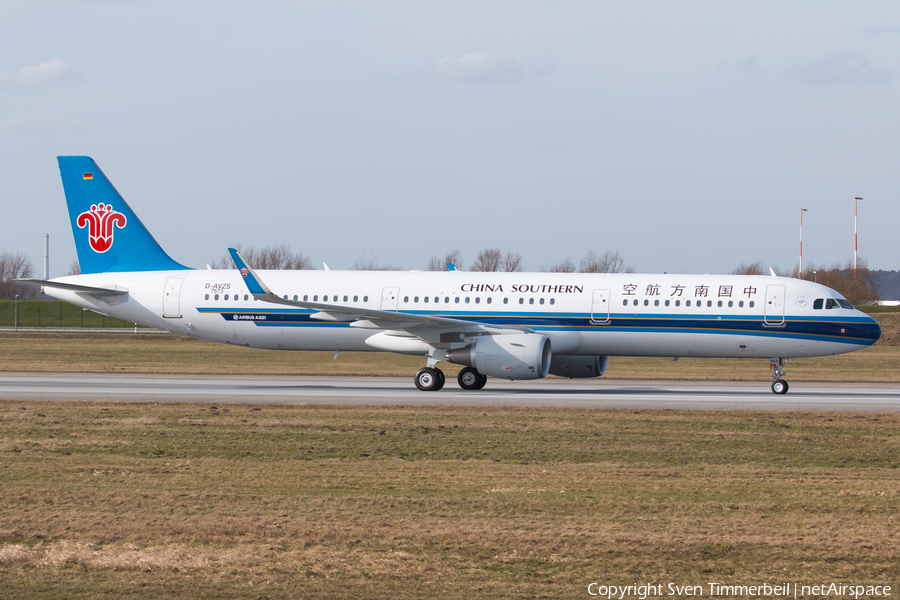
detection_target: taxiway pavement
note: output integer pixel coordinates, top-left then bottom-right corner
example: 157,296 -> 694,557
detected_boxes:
0,373 -> 898,412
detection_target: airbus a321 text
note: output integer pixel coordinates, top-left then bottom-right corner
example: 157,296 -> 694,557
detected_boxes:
22,157 -> 882,394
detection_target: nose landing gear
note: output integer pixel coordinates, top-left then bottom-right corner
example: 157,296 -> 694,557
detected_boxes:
769,358 -> 789,395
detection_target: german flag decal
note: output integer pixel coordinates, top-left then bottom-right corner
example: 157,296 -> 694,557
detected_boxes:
83,173 -> 93,180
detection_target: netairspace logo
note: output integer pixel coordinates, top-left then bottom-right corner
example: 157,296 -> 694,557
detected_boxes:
586,582 -> 892,599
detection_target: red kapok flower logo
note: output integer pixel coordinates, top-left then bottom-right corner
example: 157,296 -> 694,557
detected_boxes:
76,203 -> 127,253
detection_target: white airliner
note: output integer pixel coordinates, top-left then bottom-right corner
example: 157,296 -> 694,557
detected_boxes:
22,157 -> 882,394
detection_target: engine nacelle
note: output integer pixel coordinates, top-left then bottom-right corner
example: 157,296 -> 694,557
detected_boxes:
547,355 -> 609,378
446,334 -> 551,380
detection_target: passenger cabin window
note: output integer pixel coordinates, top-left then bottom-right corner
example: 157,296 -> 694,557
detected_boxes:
539,298 -> 544,305
424,296 -> 429,303
487,297 -> 492,304
404,296 -> 409,303
225,294 -> 230,301
455,297 -> 460,303
444,297 -> 449,303
529,298 -> 535,305
686,300 -> 691,307
303,295 -> 308,301
205,294 -> 210,300
293,295 -> 298,301
550,298 -> 555,305
519,298 -> 524,304
504,298 -> 509,304
643,299 -> 649,306
749,301 -> 755,308
244,294 -> 249,301
475,297 -> 480,304
363,296 -> 368,302
654,299 -> 659,306
675,300 -> 680,307
354,295 -> 358,302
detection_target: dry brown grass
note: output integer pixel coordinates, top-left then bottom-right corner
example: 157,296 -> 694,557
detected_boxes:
1,328 -> 898,382
1,402 -> 899,598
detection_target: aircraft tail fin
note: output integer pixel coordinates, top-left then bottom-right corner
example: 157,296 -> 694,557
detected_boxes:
57,156 -> 190,274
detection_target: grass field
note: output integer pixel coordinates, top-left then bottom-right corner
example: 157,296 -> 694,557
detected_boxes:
1,329 -> 898,382
1,402 -> 898,599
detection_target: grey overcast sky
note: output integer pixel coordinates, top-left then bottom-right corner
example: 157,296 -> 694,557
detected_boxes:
2,1 -> 898,277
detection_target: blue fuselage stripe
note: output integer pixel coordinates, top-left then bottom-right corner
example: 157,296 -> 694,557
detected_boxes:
199,307 -> 880,345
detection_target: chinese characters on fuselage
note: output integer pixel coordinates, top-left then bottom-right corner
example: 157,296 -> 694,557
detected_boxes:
623,283 -> 757,298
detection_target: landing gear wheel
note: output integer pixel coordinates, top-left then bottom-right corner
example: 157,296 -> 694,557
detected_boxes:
415,367 -> 441,391
769,358 -> 789,395
458,367 -> 487,391
771,379 -> 789,395
434,368 -> 445,391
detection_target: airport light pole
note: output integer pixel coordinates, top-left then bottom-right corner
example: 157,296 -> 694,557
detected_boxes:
813,270 -> 817,283
799,208 -> 808,278
14,294 -> 19,332
854,197 -> 862,274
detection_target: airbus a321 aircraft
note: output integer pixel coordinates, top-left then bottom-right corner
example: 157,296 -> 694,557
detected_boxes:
22,157 -> 882,394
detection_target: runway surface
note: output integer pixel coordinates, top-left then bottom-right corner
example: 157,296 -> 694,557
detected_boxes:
0,372 -> 898,411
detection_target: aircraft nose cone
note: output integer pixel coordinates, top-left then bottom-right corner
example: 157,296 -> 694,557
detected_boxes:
870,316 -> 882,343
860,313 -> 882,345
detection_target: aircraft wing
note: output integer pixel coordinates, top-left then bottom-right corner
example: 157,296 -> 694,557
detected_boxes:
227,248 -> 529,343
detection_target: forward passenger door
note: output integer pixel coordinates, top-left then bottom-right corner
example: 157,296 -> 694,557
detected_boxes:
764,285 -> 785,325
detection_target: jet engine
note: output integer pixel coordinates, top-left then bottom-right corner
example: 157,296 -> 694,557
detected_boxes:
547,355 -> 609,378
446,333 -> 551,380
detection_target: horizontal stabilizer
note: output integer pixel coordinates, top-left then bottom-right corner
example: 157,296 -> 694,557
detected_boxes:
17,279 -> 129,297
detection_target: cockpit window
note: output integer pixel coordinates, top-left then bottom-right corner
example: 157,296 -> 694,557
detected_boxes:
812,298 -> 852,309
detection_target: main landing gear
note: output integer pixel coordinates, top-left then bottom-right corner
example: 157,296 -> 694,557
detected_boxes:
457,366 -> 487,391
413,366 -> 487,391
414,367 -> 445,391
769,358 -> 789,395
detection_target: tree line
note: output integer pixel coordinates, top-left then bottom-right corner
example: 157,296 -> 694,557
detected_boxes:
731,259 -> 880,305
2,248 -> 882,304
0,252 -> 41,300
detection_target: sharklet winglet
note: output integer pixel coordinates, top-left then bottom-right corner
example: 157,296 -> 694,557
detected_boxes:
228,248 -> 271,297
